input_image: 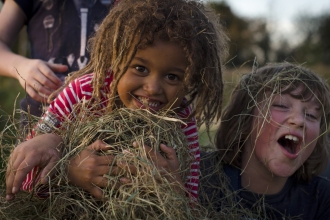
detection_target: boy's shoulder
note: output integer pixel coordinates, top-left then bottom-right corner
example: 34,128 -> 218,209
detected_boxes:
280,175 -> 330,219
296,175 -> 330,197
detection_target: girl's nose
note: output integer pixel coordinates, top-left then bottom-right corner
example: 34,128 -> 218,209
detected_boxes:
143,76 -> 162,95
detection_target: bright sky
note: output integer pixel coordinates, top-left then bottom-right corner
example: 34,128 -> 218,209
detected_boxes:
208,0 -> 330,47
223,0 -> 330,19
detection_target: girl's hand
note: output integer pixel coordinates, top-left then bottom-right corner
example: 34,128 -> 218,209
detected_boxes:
67,140 -> 133,199
135,142 -> 184,191
6,133 -> 63,201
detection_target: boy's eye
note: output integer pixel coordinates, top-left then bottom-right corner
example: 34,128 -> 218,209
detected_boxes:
135,66 -> 147,73
166,74 -> 178,81
273,104 -> 287,108
305,112 -> 317,120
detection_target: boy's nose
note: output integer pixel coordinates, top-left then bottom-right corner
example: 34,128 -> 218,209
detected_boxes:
287,111 -> 305,128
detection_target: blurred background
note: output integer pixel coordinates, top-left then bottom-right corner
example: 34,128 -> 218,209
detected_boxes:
0,0 -> 330,145
199,0 -> 330,145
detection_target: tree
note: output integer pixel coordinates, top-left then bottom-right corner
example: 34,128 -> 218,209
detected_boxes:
291,12 -> 330,65
209,1 -> 271,67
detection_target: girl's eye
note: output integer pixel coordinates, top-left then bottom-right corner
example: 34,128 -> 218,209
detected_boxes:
135,66 -> 147,73
166,74 -> 178,81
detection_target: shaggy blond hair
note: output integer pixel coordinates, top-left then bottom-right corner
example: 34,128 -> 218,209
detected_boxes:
216,63 -> 330,181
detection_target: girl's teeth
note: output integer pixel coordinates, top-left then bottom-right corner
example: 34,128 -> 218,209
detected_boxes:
138,97 -> 159,107
285,135 -> 299,143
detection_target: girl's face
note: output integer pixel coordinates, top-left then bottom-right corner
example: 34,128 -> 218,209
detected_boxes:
116,40 -> 188,112
245,85 -> 322,180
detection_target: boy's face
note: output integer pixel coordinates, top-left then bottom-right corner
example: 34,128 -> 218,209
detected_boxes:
116,40 -> 188,112
247,85 -> 321,179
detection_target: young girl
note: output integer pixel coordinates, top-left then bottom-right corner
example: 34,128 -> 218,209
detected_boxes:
200,63 -> 330,219
5,0 -> 228,202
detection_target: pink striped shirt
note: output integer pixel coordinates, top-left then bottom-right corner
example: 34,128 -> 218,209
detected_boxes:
23,72 -> 200,200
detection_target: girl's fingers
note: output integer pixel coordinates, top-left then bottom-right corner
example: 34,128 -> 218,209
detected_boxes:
89,177 -> 132,200
116,161 -> 137,175
92,175 -> 111,188
88,186 -> 104,200
10,155 -> 40,194
40,156 -> 60,184
87,140 -> 113,152
140,143 -> 159,162
159,143 -> 176,160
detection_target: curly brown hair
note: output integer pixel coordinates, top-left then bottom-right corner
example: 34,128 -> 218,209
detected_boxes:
216,62 -> 330,181
52,0 -> 229,130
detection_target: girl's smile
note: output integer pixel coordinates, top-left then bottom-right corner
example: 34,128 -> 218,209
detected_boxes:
116,40 -> 188,112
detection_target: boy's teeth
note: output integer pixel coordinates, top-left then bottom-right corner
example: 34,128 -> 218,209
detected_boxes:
285,135 -> 299,143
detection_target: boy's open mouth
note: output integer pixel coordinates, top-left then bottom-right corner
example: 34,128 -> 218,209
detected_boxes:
277,135 -> 300,154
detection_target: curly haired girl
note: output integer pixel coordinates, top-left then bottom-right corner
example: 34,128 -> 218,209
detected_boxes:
6,0 -> 228,202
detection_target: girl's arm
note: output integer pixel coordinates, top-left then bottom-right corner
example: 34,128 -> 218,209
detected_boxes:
6,74 -> 92,200
142,143 -> 185,192
67,140 -> 132,199
67,141 -> 184,199
5,133 -> 63,201
179,107 -> 200,201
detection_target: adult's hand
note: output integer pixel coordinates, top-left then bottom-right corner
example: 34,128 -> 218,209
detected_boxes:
67,140 -> 132,200
6,133 -> 63,201
0,0 -> 67,103
15,59 -> 68,103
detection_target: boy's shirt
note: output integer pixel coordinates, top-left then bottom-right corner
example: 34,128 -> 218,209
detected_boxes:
23,72 -> 200,200
199,152 -> 330,219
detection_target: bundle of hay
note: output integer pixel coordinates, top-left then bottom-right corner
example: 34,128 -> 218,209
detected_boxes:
1,105 -> 204,219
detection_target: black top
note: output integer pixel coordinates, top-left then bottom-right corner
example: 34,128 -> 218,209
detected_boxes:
199,152 -> 330,220
15,0 -> 113,116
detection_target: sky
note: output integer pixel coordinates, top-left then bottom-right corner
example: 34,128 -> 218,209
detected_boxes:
1,1 -> 329,47
208,0 -> 330,47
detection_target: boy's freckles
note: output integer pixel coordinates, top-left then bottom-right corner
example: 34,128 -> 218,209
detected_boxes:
245,88 -> 321,181
116,40 -> 188,112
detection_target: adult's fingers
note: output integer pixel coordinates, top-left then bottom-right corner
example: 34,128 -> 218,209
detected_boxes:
25,83 -> 49,103
39,62 -> 66,85
47,63 -> 68,77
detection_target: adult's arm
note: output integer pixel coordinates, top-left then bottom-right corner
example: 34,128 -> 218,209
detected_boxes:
0,0 -> 67,102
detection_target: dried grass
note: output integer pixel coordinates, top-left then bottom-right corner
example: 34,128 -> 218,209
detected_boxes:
0,104 -> 206,219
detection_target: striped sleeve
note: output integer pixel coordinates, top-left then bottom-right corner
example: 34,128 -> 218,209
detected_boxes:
179,105 -> 200,201
21,74 -> 95,193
